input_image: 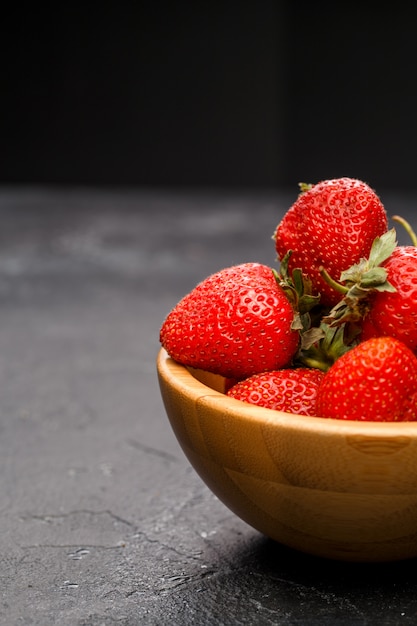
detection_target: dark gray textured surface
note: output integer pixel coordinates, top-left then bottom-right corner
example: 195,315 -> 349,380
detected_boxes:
1,187 -> 417,625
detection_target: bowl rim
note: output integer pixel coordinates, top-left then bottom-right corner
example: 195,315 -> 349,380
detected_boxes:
157,347 -> 417,437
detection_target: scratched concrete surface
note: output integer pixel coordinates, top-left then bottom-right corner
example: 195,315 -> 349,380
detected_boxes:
1,187 -> 417,625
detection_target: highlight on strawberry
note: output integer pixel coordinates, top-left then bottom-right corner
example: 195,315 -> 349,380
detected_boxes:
159,176 -> 417,421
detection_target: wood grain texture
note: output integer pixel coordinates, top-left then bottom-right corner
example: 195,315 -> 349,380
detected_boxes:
157,348 -> 417,562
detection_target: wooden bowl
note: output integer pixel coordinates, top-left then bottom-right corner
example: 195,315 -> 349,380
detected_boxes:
157,348 -> 417,562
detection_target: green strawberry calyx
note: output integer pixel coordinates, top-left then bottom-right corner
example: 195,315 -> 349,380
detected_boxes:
320,228 -> 397,327
273,252 -> 321,331
274,251 -> 354,372
295,322 -> 356,372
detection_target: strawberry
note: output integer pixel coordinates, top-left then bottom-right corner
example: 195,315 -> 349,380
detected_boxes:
360,245 -> 417,353
317,224 -> 417,354
273,178 -> 388,307
227,367 -> 324,415
159,263 -> 300,379
316,337 -> 417,421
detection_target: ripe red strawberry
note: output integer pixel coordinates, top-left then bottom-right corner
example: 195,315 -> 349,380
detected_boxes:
316,337 -> 417,421
360,246 -> 417,352
227,367 -> 324,415
273,178 -> 388,307
159,263 -> 300,379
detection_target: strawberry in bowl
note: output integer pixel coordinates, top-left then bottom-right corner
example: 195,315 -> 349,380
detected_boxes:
273,177 -> 388,307
360,245 -> 417,352
160,262 -> 300,380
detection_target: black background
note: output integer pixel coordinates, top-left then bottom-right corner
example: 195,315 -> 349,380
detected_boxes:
2,2 -> 417,191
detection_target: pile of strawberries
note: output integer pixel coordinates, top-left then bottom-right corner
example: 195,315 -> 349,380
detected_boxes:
160,177 -> 417,421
